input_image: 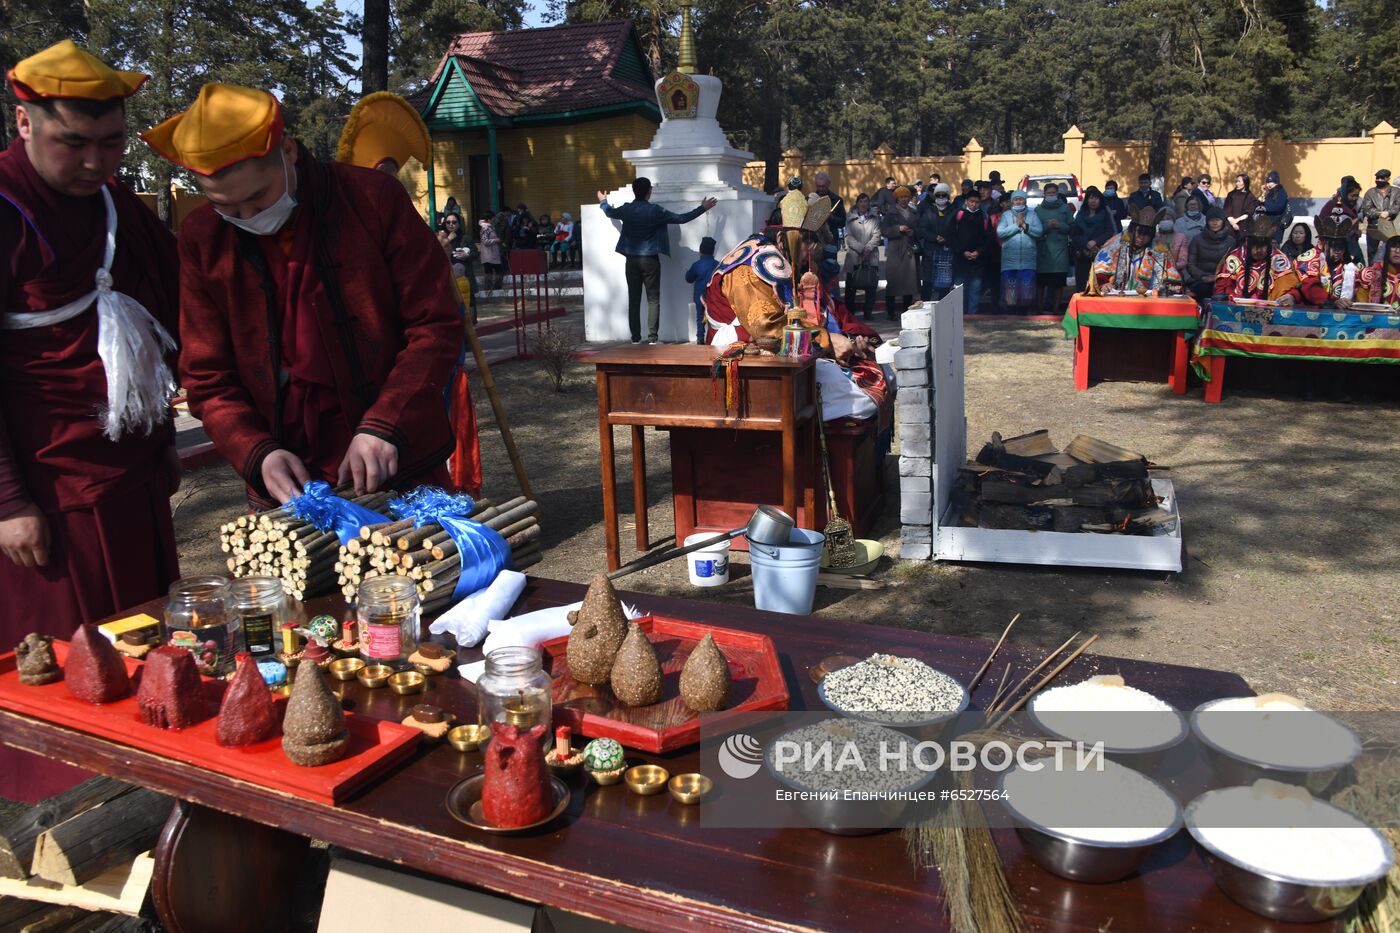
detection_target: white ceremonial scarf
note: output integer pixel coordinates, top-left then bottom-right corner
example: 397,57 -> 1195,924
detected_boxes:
2,186 -> 176,440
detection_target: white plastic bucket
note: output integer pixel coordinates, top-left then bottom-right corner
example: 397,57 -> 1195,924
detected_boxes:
684,533 -> 731,587
749,527 -> 825,614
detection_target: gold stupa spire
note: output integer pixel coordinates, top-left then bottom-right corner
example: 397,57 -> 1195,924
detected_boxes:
677,5 -> 696,75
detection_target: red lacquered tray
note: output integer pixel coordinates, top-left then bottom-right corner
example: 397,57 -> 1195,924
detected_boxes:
0,641 -> 419,805
539,614 -> 789,753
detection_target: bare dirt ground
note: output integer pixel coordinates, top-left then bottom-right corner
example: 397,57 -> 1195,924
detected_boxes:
172,303 -> 1400,711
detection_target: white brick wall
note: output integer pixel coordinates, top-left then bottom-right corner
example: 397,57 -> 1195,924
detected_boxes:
895,302 -> 936,561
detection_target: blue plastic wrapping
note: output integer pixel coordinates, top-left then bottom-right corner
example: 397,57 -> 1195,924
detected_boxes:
388,487 -> 512,601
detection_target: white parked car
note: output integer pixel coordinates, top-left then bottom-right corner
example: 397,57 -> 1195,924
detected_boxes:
1017,174 -> 1082,214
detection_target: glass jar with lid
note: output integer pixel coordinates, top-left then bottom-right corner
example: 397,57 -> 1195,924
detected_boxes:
357,576 -> 419,665
163,575 -> 239,677
225,576 -> 285,659
477,646 -> 552,735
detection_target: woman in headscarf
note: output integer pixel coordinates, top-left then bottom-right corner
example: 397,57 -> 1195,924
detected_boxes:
996,189 -> 1043,312
880,185 -> 919,320
1176,193 -> 1207,243
1071,186 -> 1116,294
478,213 -> 504,290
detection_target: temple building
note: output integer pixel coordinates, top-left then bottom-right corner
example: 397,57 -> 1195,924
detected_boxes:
402,21 -> 662,225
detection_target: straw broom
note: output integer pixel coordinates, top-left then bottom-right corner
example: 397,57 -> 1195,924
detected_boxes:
813,385 -> 856,568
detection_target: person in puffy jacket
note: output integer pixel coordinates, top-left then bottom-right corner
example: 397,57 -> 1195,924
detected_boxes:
996,189 -> 1042,312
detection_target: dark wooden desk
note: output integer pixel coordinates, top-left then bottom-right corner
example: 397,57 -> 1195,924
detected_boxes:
0,579 -> 1337,932
591,345 -> 817,571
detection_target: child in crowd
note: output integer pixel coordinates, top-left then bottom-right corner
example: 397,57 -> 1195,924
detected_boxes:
685,236 -> 720,343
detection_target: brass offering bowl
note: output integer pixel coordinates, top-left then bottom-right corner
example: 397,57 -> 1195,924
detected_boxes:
329,657 -> 366,681
590,765 -> 627,786
357,664 -> 394,689
668,773 -> 713,805
624,764 -> 669,796
388,670 -> 428,695
448,724 -> 490,752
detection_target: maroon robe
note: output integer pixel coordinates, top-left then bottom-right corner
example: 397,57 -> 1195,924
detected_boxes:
178,145 -> 460,508
0,138 -> 181,803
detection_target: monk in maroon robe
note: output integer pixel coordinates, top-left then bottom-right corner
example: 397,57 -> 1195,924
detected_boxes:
0,41 -> 180,803
144,83 -> 459,508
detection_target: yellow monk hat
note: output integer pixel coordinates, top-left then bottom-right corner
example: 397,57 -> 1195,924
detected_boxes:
141,83 -> 284,176
8,39 -> 147,102
337,91 -> 430,171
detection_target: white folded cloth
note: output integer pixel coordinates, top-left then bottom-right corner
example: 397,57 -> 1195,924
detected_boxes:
427,570 -> 528,646
458,598 -> 644,682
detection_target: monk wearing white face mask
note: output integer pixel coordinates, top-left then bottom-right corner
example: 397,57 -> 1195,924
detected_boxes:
143,83 -> 460,507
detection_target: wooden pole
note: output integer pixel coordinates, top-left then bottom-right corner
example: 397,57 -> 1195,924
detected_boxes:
462,315 -> 534,500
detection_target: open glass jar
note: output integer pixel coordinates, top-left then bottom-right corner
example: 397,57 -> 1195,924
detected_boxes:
477,646 -> 552,735
163,576 -> 238,677
225,577 -> 285,659
357,576 -> 419,665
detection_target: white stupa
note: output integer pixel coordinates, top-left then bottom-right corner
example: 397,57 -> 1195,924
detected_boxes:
581,8 -> 770,343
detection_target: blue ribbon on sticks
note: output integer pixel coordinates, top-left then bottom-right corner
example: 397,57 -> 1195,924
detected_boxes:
389,487 -> 512,601
286,481 -> 391,546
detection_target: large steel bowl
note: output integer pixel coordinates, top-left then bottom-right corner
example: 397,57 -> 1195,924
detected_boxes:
997,769 -> 1183,883
1026,702 -> 1188,775
1185,793 -> 1395,922
1190,699 -> 1361,795
764,720 -> 938,835
816,669 -> 971,743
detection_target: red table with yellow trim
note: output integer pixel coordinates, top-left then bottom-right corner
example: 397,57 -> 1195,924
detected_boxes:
1061,293 -> 1201,392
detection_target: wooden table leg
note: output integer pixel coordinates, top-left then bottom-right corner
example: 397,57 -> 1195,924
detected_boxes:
597,370 -> 621,571
1204,355 -> 1226,403
1170,331 -> 1189,395
1074,325 -> 1091,390
631,425 -> 648,552
781,374 -> 798,523
151,800 -> 309,933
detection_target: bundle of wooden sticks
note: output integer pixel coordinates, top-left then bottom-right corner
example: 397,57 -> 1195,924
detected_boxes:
219,488 -> 393,601
220,487 -> 541,611
337,495 -> 541,616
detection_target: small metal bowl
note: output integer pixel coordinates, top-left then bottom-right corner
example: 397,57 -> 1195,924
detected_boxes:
668,773 -> 713,805
388,670 -> 428,695
447,724 -> 490,752
624,764 -> 669,795
329,657 -> 366,681
589,765 -> 627,786
357,664 -> 394,689
997,770 -> 1183,883
1191,699 -> 1361,795
545,750 -> 584,774
1185,792 -> 1395,922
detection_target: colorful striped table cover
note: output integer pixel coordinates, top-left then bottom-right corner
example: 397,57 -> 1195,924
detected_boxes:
1196,302 -> 1400,365
1061,293 -> 1201,340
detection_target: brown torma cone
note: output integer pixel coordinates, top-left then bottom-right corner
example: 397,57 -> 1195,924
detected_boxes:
16,633 -> 61,686
64,624 -> 130,704
609,622 -> 663,707
566,573 -> 628,685
281,665 -> 350,767
679,634 -> 731,711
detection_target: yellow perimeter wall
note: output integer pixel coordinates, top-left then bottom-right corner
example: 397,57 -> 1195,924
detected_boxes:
399,112 -> 659,222
746,123 -> 1399,203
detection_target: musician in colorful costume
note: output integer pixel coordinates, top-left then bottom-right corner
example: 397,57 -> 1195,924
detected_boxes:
702,189 -> 892,420
1296,216 -> 1359,308
1357,218 -> 1400,309
1216,216 -> 1300,304
1091,206 -> 1183,294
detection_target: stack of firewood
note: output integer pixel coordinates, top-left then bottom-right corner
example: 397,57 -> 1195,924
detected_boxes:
218,488 -> 393,601
337,495 -> 542,614
0,776 -> 170,928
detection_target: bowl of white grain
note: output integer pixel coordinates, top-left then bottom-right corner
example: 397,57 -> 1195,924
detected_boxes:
816,653 -> 970,741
